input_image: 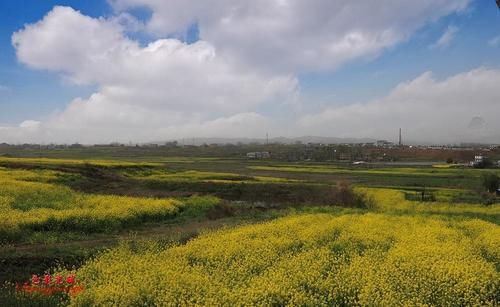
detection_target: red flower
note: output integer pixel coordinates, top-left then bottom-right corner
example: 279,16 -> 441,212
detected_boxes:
66,275 -> 76,285
43,274 -> 51,285
31,275 -> 40,285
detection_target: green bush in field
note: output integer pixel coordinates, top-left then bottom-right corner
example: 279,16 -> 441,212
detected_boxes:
482,173 -> 500,193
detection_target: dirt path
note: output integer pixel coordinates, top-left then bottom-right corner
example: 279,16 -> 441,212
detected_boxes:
4,218 -> 247,255
0,217 -> 263,284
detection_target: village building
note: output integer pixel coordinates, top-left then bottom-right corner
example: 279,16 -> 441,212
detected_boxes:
246,152 -> 271,159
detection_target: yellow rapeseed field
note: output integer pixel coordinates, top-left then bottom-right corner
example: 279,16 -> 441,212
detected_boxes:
2,160 -> 499,305
67,212 -> 499,306
0,167 -> 185,241
359,187 -> 500,220
0,157 -> 160,168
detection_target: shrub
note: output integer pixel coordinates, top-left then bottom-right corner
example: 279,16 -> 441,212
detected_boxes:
334,181 -> 374,209
482,173 -> 499,193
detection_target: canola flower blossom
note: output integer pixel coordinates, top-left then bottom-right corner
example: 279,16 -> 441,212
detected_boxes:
68,213 -> 499,306
0,167 -> 218,242
358,187 -> 500,220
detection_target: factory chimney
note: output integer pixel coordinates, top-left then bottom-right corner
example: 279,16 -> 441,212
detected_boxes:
399,128 -> 402,146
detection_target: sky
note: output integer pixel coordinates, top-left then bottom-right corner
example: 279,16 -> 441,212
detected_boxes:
0,0 -> 499,144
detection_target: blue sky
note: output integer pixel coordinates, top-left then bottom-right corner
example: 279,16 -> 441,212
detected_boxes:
300,1 -> 500,105
1,0 -> 500,143
0,1 -> 110,124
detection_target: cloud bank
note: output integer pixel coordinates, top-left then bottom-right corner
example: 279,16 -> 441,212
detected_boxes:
111,0 -> 470,72
7,6 -> 296,143
299,68 -> 500,144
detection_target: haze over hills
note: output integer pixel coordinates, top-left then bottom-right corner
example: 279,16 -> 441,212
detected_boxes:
153,131 -> 499,146
152,136 -> 378,146
3,135 -> 499,147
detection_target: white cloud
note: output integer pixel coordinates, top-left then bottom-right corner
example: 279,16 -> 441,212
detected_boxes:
12,6 -> 127,82
488,35 -> 500,47
111,0 -> 470,72
5,6 -> 296,143
12,7 -> 296,110
19,120 -> 41,129
7,67 -> 500,144
429,25 -> 459,50
298,68 -> 500,143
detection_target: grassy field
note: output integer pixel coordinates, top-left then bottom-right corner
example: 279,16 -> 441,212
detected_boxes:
0,156 -> 498,306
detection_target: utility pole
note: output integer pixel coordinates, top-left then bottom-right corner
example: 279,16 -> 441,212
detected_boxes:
266,132 -> 269,145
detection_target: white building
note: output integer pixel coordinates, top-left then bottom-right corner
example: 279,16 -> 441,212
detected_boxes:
246,152 -> 271,159
470,155 -> 487,167
474,155 -> 485,163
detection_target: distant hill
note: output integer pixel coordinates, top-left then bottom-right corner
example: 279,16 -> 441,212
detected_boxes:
156,136 -> 378,146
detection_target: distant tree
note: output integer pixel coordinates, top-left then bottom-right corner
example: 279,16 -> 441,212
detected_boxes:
484,158 -> 494,168
446,157 -> 453,164
474,158 -> 494,169
482,173 -> 499,193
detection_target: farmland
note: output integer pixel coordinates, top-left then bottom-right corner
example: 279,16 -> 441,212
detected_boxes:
0,155 -> 499,306
67,213 -> 499,306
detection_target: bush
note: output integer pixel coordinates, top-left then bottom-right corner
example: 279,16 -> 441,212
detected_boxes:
404,186 -> 436,202
479,192 -> 497,205
474,159 -> 494,169
334,181 -> 374,209
481,173 -> 499,193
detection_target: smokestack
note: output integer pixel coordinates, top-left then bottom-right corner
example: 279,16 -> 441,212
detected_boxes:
399,128 -> 402,146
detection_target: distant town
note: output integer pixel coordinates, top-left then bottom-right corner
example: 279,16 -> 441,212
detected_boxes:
1,138 -> 499,167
